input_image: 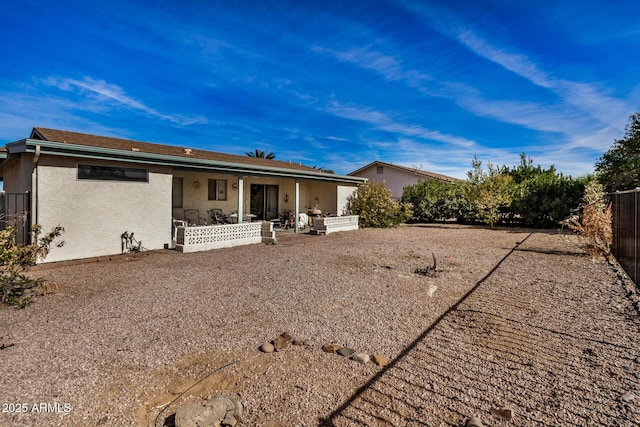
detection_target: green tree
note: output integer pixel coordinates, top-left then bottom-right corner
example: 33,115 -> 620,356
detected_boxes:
246,149 -> 276,159
401,179 -> 458,222
347,181 -> 412,228
312,166 -> 335,174
504,154 -> 586,228
466,156 -> 514,230
595,112 -> 640,192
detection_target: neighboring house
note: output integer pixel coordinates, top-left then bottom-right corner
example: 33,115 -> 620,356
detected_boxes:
0,128 -> 365,262
349,160 -> 458,200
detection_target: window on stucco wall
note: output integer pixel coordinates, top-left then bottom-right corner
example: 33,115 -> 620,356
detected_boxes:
208,179 -> 228,201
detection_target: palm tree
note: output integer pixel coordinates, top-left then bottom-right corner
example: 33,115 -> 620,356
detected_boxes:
246,149 -> 275,160
313,166 -> 335,174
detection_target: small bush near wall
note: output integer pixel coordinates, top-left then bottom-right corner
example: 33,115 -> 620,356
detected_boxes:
0,225 -> 65,307
347,181 -> 412,228
566,181 -> 612,257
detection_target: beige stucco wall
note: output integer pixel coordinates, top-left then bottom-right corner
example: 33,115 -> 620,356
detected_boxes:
172,172 -> 242,220
2,155 -> 34,193
35,156 -> 172,263
352,166 -> 424,200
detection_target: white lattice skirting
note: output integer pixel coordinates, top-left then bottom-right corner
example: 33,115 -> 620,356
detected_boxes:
311,215 -> 359,235
176,221 -> 275,253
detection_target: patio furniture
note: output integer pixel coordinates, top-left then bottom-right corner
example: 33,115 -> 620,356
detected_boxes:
281,210 -> 307,230
208,208 -> 230,225
184,209 -> 206,226
228,212 -> 257,223
171,219 -> 187,246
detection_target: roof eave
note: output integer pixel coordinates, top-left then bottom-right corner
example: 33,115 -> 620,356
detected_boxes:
21,139 -> 366,184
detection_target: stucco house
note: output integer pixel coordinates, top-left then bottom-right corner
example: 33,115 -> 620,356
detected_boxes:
0,128 -> 365,262
349,160 -> 458,200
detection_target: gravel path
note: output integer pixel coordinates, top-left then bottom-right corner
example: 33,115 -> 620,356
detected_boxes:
1,224 -> 638,426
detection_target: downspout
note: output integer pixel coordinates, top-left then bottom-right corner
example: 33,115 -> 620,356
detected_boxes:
30,145 -> 41,242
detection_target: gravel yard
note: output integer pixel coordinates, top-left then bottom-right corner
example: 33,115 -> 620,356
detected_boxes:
1,224 -> 639,426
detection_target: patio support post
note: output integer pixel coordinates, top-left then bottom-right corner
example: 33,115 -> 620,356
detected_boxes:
237,175 -> 244,223
294,179 -> 300,232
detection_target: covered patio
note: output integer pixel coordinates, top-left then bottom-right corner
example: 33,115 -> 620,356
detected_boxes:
170,169 -> 363,252
1,128 -> 365,262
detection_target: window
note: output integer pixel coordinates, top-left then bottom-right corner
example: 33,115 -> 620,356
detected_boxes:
376,166 -> 384,174
208,179 -> 227,201
172,178 -> 183,208
77,164 -> 148,182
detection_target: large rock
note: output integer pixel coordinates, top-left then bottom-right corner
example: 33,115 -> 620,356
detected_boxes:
280,331 -> 293,342
337,347 -> 356,357
490,407 -> 513,421
272,336 -> 290,351
175,396 -> 243,427
465,416 -> 483,427
371,354 -> 389,366
351,353 -> 370,364
322,343 -> 341,353
259,342 -> 274,353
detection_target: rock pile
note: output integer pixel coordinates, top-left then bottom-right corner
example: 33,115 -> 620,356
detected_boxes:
259,331 -> 308,353
174,395 -> 243,427
259,333 -> 390,367
322,342 -> 389,366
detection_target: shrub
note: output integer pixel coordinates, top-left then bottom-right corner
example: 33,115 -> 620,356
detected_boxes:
347,181 -> 412,228
504,154 -> 586,228
466,157 -> 514,229
402,179 -> 457,222
0,224 -> 65,307
567,181 -> 612,257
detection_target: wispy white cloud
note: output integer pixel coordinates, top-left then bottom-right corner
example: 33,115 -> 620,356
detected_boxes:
403,2 -> 633,137
324,135 -> 350,142
326,102 -> 476,148
312,45 -> 432,87
43,77 -> 208,126
455,30 -> 553,89
453,29 -> 632,126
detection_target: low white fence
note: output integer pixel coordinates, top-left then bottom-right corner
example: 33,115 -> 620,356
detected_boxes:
311,215 -> 359,235
175,221 -> 275,253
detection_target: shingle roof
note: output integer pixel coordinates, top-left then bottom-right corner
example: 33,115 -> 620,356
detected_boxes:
349,160 -> 459,182
31,127 -> 322,174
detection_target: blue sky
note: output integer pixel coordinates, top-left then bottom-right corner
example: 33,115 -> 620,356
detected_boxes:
2,0 -> 639,178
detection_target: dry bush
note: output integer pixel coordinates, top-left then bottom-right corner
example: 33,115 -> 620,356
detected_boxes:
567,181 -> 612,257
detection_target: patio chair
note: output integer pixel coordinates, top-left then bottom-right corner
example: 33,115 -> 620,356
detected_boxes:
207,208 -> 229,225
184,209 -> 206,226
281,210 -> 307,230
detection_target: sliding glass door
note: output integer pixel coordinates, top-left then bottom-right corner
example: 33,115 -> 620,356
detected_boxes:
250,184 -> 279,220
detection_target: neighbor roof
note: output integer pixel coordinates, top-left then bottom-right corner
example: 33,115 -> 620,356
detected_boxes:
4,128 -> 365,184
349,160 -> 458,182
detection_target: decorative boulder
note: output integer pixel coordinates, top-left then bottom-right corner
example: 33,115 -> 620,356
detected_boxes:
272,336 -> 290,351
175,396 -> 243,427
350,353 -> 370,364
322,343 -> 341,353
337,347 -> 356,357
371,354 -> 390,366
259,342 -> 275,353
